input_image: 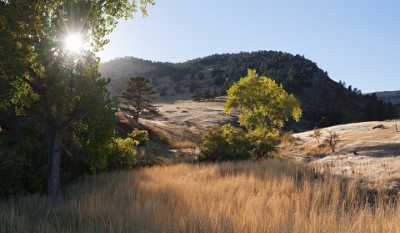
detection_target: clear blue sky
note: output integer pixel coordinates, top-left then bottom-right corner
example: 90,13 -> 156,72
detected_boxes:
97,0 -> 400,92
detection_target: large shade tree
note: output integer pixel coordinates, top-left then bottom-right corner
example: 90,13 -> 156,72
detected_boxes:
225,69 -> 302,157
0,0 -> 154,199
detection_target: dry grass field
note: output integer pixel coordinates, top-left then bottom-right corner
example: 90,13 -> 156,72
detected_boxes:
2,160 -> 400,233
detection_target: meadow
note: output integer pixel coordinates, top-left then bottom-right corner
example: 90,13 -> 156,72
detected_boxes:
1,160 -> 399,233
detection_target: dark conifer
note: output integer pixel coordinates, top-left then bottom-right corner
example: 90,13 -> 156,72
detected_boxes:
120,77 -> 158,121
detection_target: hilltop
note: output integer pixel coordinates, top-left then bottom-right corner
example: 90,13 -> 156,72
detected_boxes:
100,51 -> 396,131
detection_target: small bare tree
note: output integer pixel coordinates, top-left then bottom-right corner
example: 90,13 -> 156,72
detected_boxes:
325,131 -> 339,153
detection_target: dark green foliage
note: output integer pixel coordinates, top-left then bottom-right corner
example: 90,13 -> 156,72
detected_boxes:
0,123 -> 46,196
101,52 -> 397,131
362,93 -> 397,120
375,90 -> 400,106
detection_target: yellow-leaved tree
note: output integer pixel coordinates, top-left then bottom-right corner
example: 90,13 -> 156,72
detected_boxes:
225,69 -> 302,132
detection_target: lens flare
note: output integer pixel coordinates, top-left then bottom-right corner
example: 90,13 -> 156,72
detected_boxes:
63,33 -> 84,54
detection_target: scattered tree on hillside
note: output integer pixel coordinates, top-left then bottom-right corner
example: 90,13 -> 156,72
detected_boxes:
325,131 -> 340,153
120,77 -> 158,121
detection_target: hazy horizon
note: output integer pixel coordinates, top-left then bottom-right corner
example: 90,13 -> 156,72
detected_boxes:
98,0 -> 400,93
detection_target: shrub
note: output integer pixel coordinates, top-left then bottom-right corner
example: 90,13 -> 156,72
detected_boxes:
128,129 -> 150,146
246,128 -> 278,159
106,137 -> 138,170
200,124 -> 252,161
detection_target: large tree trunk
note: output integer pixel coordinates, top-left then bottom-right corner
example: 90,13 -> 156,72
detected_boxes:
47,127 -> 63,200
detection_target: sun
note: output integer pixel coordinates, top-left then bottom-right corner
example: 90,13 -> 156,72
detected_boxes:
63,33 -> 85,54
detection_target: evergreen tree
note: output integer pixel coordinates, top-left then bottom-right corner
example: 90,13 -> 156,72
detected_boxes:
120,77 -> 158,121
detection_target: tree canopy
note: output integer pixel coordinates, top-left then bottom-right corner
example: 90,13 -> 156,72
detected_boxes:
225,69 -> 302,137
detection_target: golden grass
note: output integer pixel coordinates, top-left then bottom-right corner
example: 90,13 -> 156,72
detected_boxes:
1,160 -> 400,233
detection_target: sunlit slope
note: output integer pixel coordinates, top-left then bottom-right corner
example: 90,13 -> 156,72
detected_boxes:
286,120 -> 400,187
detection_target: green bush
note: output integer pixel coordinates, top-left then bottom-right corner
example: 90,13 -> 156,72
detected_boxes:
105,129 -> 150,170
128,129 -> 149,146
106,137 -> 138,170
200,124 -> 279,162
245,128 -> 277,159
200,124 -> 252,161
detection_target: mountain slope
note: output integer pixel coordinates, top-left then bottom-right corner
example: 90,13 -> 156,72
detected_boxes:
375,90 -> 400,105
100,51 -> 396,130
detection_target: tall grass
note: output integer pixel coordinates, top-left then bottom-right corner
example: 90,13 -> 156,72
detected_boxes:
1,160 -> 399,233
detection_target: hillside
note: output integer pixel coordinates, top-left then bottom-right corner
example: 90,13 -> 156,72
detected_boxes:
100,51 -> 396,131
376,90 -> 400,105
283,120 -> 400,189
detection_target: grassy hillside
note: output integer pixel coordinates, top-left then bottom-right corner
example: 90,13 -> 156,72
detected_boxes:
100,51 -> 396,131
2,160 -> 399,233
282,120 -> 400,189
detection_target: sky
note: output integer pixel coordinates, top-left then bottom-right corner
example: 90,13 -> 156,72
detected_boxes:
97,0 -> 400,93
